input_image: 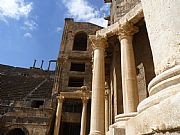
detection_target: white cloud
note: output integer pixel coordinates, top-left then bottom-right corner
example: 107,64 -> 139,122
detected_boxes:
24,32 -> 32,38
100,4 -> 110,13
0,0 -> 32,21
56,27 -> 62,33
22,20 -> 38,31
62,0 -> 110,27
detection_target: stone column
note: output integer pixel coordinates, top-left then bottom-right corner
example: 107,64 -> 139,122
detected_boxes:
54,95 -> 64,135
52,58 -> 63,96
140,0 -> 180,95
80,97 -> 89,135
117,23 -> 139,113
89,35 -> 107,135
126,2 -> 180,134
141,0 -> 180,75
105,88 -> 110,133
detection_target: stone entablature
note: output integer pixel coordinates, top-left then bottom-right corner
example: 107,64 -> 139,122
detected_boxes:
114,0 -> 140,23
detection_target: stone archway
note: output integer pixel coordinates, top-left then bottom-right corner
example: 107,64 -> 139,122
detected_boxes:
5,125 -> 29,135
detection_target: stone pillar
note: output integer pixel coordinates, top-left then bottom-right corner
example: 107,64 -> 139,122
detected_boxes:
48,61 -> 51,71
33,59 -> 37,68
54,95 -> 64,135
52,58 -> 63,96
140,0 -> 180,95
89,35 -> 107,135
105,88 -> 110,133
80,97 -> 89,135
126,2 -> 180,134
117,23 -> 139,113
40,60 -> 44,69
141,0 -> 180,75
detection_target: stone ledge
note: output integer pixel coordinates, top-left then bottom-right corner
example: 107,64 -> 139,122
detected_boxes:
126,92 -> 180,135
138,83 -> 180,113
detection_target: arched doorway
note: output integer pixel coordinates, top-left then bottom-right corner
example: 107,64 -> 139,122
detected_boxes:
6,128 -> 25,135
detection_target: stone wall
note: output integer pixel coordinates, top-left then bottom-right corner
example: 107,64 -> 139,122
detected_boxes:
110,0 -> 141,24
56,18 -> 102,93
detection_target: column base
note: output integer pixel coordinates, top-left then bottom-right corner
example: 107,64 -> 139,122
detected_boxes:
137,65 -> 180,113
89,131 -> 105,135
148,65 -> 180,96
126,92 -> 180,135
115,112 -> 137,123
107,112 -> 137,135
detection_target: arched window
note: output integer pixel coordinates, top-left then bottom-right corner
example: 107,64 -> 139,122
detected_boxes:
73,32 -> 87,51
6,128 -> 25,135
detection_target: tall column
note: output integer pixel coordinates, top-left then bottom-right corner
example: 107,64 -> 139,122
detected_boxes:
117,23 -> 139,113
54,95 -> 64,135
126,2 -> 180,134
105,88 -> 110,133
89,35 -> 107,135
80,97 -> 89,135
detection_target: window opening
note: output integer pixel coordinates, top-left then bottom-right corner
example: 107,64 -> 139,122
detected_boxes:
31,100 -> 44,108
70,63 -> 85,72
68,77 -> 84,87
73,32 -> 87,51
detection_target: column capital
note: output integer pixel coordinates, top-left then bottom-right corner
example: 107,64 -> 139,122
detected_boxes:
116,22 -> 139,40
81,97 -> 89,104
57,95 -> 64,103
89,35 -> 108,50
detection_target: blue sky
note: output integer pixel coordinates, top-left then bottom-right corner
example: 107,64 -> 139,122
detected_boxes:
0,0 -> 110,70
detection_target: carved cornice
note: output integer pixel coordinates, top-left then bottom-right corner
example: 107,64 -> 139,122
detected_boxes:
116,22 -> 139,39
89,35 -> 108,50
59,91 -> 91,99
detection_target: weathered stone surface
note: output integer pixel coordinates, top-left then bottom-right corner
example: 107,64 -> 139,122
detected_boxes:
141,0 -> 180,75
126,92 -> 180,135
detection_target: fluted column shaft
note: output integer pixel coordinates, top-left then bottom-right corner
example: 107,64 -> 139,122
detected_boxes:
89,35 -> 107,135
80,97 -> 89,135
117,24 -> 139,113
105,90 -> 109,133
54,96 -> 64,135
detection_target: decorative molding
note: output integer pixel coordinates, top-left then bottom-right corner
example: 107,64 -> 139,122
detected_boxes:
89,35 -> 108,50
116,21 -> 139,39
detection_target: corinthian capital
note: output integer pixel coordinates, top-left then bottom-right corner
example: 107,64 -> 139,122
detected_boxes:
81,97 -> 89,104
57,95 -> 64,103
116,22 -> 139,39
89,35 -> 108,50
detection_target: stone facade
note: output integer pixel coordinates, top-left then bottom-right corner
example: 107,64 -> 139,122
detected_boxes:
0,65 -> 55,135
0,0 -> 179,134
54,0 -> 180,135
53,19 -> 102,135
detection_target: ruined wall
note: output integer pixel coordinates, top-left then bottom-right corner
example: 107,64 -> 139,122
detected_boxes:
57,18 -> 102,93
0,65 -> 55,135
